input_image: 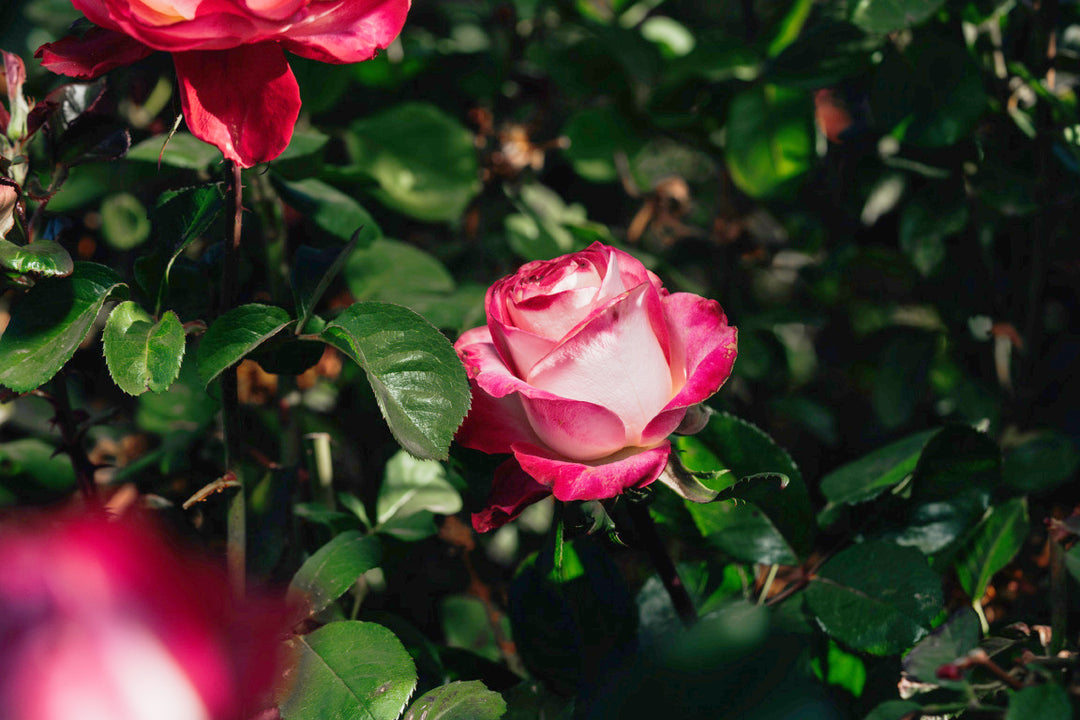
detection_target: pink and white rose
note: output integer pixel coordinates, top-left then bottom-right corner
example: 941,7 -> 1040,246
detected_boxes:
36,0 -> 410,167
456,242 -> 737,532
0,511 -> 294,720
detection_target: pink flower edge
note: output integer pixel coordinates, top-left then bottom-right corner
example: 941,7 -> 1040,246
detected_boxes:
471,460 -> 551,533
661,292 -> 738,411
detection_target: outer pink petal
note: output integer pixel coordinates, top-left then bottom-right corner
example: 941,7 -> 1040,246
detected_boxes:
173,43 -> 300,167
471,459 -> 551,533
280,0 -> 411,63
456,377 -> 539,455
456,326 -> 628,460
527,283 -> 673,442
661,292 -> 738,411
512,441 -> 671,502
35,29 -> 153,79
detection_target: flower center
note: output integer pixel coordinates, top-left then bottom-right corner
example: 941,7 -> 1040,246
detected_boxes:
130,0 -> 201,25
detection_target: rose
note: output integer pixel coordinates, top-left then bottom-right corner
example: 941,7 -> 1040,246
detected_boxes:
455,242 -> 737,532
0,511 -> 294,720
35,0 -> 410,167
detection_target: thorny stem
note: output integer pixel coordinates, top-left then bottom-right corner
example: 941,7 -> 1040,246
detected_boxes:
37,376 -> 98,503
625,498 -> 697,626
222,160 -> 245,599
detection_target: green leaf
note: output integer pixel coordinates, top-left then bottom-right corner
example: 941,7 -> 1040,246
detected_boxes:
1002,430 -> 1080,494
724,84 -> 813,198
675,412 -> 814,564
889,425 -> 1002,555
0,438 -> 76,506
273,128 -> 330,179
901,608 -> 980,686
149,185 -> 225,313
135,352 -> 219,436
103,301 -> 185,395
273,177 -> 381,247
766,0 -> 814,58
279,621 -> 417,720
505,183 -> 590,261
810,639 -> 867,698
561,106 -> 644,183
805,541 -> 942,655
819,429 -> 936,525
100,192 -> 151,250
345,239 -> 455,301
0,239 -> 74,277
292,242 -> 357,334
375,449 -> 463,540
863,701 -> 922,720
852,0 -> 945,34
1005,683 -> 1072,720
440,595 -> 508,663
403,681 -> 506,720
955,498 -> 1028,601
0,262 -> 127,393
196,304 -> 292,386
898,183 -> 968,277
320,302 -> 470,460
342,239 -> 482,330
347,103 -> 481,222
127,131 -> 222,169
288,531 -> 381,616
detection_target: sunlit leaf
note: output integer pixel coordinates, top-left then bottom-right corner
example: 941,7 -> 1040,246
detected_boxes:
0,262 -> 127,392
279,621 -> 417,720
320,302 -> 470,460
103,301 -> 185,395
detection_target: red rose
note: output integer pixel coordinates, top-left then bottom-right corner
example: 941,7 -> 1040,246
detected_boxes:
36,0 -> 410,167
456,243 -> 737,532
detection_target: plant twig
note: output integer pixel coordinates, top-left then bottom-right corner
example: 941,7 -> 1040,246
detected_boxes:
625,497 -> 697,626
36,378 -> 98,503
222,160 -> 245,598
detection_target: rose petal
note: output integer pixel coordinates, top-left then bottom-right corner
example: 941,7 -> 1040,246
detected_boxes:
471,460 -> 551,533
520,394 -> 628,461
527,283 -> 673,442
639,407 -> 688,447
512,441 -> 671,501
71,0 -> 258,51
35,28 -> 153,79
173,43 -> 300,167
487,319 -> 557,377
456,327 -> 628,459
280,0 -> 411,63
660,293 -> 738,411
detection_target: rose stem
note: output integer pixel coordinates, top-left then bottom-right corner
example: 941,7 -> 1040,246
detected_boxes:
625,499 -> 697,626
222,160 -> 245,599
38,376 -> 98,504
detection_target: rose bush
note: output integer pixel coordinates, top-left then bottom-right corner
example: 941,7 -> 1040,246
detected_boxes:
0,511 -> 294,720
36,0 -> 410,167
456,242 -> 737,532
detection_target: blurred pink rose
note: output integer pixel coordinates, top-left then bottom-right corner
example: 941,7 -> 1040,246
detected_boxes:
456,242 -> 737,532
35,0 -> 410,167
0,511 -> 294,720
